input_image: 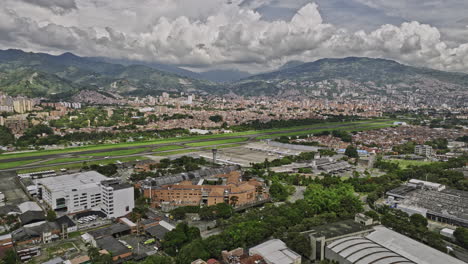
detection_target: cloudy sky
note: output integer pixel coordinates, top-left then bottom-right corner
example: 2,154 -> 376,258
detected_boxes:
1,0 -> 468,73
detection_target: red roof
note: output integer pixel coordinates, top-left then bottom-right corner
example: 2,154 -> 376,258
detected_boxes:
207,259 -> 220,264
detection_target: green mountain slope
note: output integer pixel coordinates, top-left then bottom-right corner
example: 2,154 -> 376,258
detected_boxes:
0,49 -> 214,97
0,69 -> 76,97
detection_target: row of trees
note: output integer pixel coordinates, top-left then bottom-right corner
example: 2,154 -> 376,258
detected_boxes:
170,203 -> 234,221
374,154 -> 468,191
1,122 -> 190,147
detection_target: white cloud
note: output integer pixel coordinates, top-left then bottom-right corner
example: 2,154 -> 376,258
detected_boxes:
0,0 -> 467,73
19,0 -> 77,14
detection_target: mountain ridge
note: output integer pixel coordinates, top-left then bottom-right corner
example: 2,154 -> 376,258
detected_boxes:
0,49 -> 466,106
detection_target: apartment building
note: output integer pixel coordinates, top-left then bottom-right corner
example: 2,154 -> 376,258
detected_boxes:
414,145 -> 433,157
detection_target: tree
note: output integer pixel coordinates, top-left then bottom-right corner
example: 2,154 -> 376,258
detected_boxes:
454,227 -> 468,249
162,223 -> 201,256
127,255 -> 175,264
1,249 -> 18,264
269,182 -> 289,201
209,115 -> 223,123
46,209 -> 57,222
176,239 -> 210,264
345,145 -> 359,159
409,213 -> 428,228
88,246 -> 113,264
0,126 -> 14,146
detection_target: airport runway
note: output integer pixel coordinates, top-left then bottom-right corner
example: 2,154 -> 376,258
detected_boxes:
0,120 -> 390,173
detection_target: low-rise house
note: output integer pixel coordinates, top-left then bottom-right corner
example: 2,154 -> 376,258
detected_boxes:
96,236 -> 132,262
145,220 -> 175,240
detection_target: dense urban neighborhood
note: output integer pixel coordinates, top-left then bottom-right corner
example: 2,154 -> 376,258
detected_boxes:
1,1 -> 468,263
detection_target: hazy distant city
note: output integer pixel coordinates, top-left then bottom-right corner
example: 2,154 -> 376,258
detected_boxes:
0,1 -> 467,264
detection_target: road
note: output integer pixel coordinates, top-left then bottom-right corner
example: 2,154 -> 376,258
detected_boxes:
0,120 -> 390,173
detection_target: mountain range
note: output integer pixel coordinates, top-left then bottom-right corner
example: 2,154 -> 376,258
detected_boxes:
231,57 -> 468,105
0,49 -> 467,105
0,49 -> 216,98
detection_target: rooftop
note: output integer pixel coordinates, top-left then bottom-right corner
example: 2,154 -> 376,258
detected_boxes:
302,219 -> 373,239
100,179 -> 133,191
367,226 -> 465,264
88,223 -> 130,239
250,239 -> 300,264
397,188 -> 468,224
327,236 -> 415,264
35,171 -> 108,193
96,236 -> 131,256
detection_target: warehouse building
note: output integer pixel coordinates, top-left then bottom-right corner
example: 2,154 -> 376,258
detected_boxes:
249,239 -> 301,264
302,217 -> 375,261
386,179 -> 468,227
325,226 -> 464,264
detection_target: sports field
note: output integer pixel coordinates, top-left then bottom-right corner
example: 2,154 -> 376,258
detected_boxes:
388,159 -> 435,169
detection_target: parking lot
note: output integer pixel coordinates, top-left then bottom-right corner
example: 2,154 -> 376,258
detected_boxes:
0,171 -> 29,205
120,235 -> 159,255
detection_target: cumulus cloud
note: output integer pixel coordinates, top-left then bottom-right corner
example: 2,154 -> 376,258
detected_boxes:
0,0 -> 467,73
19,0 -> 77,14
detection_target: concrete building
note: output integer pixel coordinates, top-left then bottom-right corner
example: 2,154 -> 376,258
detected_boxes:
325,226 -> 464,264
414,144 -> 433,157
387,180 -> 468,227
35,171 -> 134,218
143,171 -> 268,208
13,98 -> 34,114
99,179 -> 134,219
302,219 -> 375,261
249,239 -> 301,264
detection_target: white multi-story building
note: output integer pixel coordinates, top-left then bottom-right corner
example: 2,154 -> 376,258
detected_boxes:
99,179 -> 134,219
36,171 -> 134,218
414,145 -> 433,157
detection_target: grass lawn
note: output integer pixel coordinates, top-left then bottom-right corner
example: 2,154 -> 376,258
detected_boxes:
256,121 -> 395,139
86,147 -> 151,157
46,242 -> 75,258
152,145 -> 185,152
40,157 -> 91,165
388,159 -> 435,169
17,156 -> 148,174
0,119 -> 395,161
203,144 -> 243,150
154,149 -> 198,157
0,159 -> 42,170
185,138 -> 248,147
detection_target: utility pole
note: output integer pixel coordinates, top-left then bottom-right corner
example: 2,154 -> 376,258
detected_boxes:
212,148 -> 218,164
